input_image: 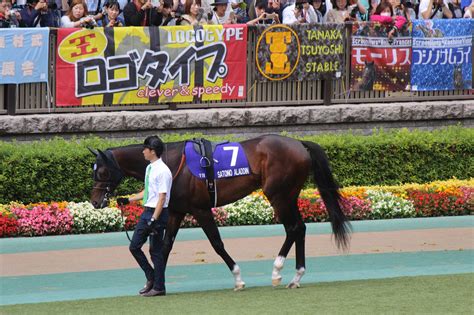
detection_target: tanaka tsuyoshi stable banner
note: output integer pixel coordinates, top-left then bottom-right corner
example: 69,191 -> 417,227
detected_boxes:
350,22 -> 411,91
255,24 -> 344,81
411,19 -> 473,91
0,28 -> 49,84
55,26 -> 247,106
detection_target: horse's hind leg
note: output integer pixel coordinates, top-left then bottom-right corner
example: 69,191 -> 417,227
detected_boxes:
287,219 -> 306,289
194,209 -> 245,291
270,198 -> 306,288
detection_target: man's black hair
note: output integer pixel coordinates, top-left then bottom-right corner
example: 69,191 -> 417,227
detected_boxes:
144,136 -> 164,157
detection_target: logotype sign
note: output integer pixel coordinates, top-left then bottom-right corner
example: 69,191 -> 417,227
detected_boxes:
55,26 -> 248,106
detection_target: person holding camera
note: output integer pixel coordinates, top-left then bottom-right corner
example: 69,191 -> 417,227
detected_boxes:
282,0 -> 318,24
60,0 -> 97,27
326,0 -> 365,23
117,136 -> 172,297
419,0 -> 452,19
247,0 -> 279,24
0,0 -> 24,27
388,0 -> 413,21
97,0 -> 124,26
20,0 -> 61,27
123,0 -> 163,25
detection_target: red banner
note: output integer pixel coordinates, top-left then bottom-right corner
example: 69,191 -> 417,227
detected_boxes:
350,22 -> 412,91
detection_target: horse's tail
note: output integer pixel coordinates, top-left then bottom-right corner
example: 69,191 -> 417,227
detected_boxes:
301,141 -> 351,250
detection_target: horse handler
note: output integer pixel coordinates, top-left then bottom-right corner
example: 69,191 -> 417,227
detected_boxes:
117,136 -> 172,297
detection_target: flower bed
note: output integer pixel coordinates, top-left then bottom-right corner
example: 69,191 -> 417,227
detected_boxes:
0,179 -> 472,238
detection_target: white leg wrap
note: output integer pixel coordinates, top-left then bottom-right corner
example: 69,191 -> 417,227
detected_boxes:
271,256 -> 286,286
287,267 -> 305,289
232,265 -> 245,291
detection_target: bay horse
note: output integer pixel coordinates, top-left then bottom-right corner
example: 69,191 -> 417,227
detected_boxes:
89,135 -> 350,290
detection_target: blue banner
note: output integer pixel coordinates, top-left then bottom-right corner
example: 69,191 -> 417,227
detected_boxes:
0,28 -> 49,84
411,19 -> 473,91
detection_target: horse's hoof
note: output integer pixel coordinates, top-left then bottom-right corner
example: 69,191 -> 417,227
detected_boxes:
272,276 -> 282,287
234,281 -> 245,291
286,282 -> 300,289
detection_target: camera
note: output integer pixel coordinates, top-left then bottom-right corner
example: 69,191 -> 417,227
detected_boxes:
80,15 -> 98,29
349,4 -> 359,17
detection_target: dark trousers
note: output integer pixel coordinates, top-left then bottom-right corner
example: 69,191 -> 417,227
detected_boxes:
129,207 -> 168,291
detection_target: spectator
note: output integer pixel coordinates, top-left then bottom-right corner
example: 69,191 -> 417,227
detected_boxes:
463,0 -> 474,17
0,0 -> 23,27
419,0 -> 452,19
230,0 -> 247,22
97,0 -> 124,26
311,0 -> 324,21
0,0 -> 10,27
347,0 -> 367,20
20,0 -> 61,27
209,0 -> 235,24
325,0 -> 352,22
388,0 -> 412,21
173,0 -> 186,14
348,0 -> 368,20
266,0 -> 283,21
282,0 -> 318,24
61,0 -> 96,27
370,1 -> 406,43
159,0 -> 177,25
178,0 -> 207,24
368,0 -> 379,15
400,0 -> 417,20
247,0 -> 279,24
449,0 -> 464,17
123,0 -> 163,25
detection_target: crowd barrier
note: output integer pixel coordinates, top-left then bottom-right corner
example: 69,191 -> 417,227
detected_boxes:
0,23 -> 473,115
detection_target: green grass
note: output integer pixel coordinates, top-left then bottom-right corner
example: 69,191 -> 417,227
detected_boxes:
2,273 -> 473,314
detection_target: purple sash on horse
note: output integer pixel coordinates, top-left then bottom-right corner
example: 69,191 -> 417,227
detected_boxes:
184,141 -> 251,180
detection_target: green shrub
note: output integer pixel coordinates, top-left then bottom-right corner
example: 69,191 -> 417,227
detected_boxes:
0,127 -> 472,204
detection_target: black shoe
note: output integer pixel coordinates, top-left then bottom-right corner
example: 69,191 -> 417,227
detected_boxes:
142,288 -> 166,297
138,281 -> 154,295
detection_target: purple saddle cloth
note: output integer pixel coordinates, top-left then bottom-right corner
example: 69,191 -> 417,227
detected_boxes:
185,141 -> 251,180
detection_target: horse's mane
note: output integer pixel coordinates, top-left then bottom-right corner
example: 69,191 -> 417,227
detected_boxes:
106,141 -> 184,152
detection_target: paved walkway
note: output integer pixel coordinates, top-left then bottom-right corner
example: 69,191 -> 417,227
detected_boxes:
1,216 -> 473,305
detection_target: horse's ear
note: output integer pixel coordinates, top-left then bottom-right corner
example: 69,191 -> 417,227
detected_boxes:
97,149 -> 109,163
88,147 -> 99,157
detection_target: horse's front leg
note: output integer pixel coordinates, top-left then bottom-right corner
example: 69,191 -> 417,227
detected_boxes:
194,209 -> 245,291
163,210 -> 185,265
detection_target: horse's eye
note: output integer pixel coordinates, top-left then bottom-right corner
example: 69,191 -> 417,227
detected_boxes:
97,168 -> 109,181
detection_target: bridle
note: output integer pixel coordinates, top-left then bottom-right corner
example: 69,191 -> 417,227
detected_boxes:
92,150 -> 124,207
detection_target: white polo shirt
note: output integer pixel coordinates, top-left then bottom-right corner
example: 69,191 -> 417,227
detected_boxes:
144,158 -> 173,208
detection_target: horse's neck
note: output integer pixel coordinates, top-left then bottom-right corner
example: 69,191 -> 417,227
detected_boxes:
112,146 -> 147,180
162,142 -> 185,171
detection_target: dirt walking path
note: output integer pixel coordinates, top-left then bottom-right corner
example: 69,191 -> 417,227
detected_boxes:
2,227 -> 472,277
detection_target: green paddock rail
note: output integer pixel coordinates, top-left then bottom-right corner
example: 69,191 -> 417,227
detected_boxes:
1,25 -> 473,115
